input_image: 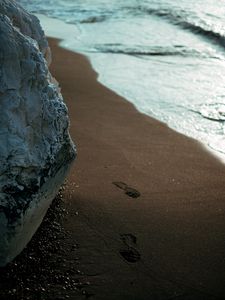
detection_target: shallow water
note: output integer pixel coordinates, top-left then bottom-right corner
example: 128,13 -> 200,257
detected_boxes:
19,0 -> 225,159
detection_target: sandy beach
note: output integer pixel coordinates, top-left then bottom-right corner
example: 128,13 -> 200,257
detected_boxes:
0,38 -> 225,300
49,38 -> 225,299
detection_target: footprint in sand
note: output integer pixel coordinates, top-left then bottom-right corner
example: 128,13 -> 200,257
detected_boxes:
119,233 -> 141,263
112,182 -> 141,198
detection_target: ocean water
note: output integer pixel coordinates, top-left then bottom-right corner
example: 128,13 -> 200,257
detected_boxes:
18,0 -> 225,160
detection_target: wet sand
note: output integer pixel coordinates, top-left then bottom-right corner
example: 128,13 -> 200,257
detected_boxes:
0,38 -> 225,300
49,38 -> 225,299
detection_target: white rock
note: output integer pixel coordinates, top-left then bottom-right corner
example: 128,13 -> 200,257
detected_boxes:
0,0 -> 76,266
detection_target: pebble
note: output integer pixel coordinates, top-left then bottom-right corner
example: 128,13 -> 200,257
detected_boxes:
0,195 -> 86,299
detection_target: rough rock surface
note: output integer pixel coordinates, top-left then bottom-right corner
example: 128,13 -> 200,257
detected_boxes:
0,0 -> 76,266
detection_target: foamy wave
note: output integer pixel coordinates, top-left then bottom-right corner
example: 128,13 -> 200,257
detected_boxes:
17,0 -> 225,50
88,44 -> 221,59
138,6 -> 225,49
198,103 -> 225,121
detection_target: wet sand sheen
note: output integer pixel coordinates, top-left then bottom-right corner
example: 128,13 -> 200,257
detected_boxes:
49,38 -> 225,299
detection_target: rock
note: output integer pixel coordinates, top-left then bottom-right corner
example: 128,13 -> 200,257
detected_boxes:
0,0 -> 47,55
0,0 -> 76,266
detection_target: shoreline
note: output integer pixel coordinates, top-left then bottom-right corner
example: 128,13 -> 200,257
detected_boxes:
36,13 -> 225,165
0,37 -> 225,299
35,14 -> 225,164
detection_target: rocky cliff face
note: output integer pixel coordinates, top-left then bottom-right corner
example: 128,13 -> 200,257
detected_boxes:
0,0 -> 76,266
